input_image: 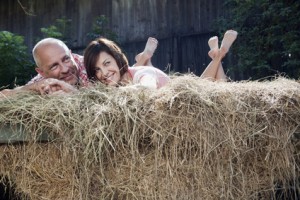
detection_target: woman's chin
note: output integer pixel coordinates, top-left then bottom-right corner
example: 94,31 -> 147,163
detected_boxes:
106,81 -> 118,86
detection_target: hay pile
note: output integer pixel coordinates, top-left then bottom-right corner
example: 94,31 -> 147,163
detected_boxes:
0,75 -> 299,199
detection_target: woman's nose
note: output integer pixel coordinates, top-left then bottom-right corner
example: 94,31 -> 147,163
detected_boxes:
101,68 -> 108,76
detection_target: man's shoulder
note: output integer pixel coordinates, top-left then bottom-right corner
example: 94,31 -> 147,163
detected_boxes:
72,53 -> 83,60
71,53 -> 88,85
26,74 -> 44,85
72,53 -> 84,67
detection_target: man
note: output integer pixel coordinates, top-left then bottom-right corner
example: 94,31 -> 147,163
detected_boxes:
0,38 -> 87,97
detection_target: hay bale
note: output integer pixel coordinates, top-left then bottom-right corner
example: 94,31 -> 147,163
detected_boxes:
0,75 -> 299,199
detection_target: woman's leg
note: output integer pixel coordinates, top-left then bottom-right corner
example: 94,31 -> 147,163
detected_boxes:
215,63 -> 227,81
200,55 -> 222,81
216,30 -> 238,81
201,30 -> 237,81
200,36 -> 222,81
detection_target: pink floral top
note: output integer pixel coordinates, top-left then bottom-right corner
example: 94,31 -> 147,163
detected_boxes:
128,66 -> 170,89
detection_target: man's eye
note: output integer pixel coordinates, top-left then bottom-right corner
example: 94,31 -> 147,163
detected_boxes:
63,57 -> 71,63
50,65 -> 58,70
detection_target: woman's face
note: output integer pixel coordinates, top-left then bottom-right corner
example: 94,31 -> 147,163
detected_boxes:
95,51 -> 121,86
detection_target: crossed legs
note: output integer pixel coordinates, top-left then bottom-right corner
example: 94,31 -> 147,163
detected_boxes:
133,32 -> 237,81
134,37 -> 158,67
200,30 -> 238,81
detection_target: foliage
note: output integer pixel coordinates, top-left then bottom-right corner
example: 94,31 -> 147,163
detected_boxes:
40,17 -> 72,46
87,15 -> 118,41
216,0 -> 300,80
0,31 -> 35,89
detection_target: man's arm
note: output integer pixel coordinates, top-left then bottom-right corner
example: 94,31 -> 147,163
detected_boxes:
0,78 -> 77,98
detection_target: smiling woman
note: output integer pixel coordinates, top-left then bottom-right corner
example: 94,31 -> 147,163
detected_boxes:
84,37 -> 170,89
94,51 -> 122,85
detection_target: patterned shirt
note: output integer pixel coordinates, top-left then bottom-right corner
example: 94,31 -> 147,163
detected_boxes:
27,53 -> 88,86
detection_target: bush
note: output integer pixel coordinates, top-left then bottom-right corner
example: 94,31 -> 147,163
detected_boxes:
87,15 -> 118,42
0,31 -> 35,89
40,17 -> 72,46
216,0 -> 300,80
37,17 -> 72,45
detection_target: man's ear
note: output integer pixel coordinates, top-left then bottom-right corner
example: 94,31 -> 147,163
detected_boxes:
35,67 -> 44,76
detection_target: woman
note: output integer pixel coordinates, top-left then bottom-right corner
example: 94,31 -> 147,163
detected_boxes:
84,37 -> 169,89
83,30 -> 237,89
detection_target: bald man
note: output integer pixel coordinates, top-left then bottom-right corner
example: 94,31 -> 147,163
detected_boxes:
1,38 -> 87,96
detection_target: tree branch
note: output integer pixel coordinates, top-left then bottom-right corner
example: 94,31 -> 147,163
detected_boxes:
18,0 -> 36,16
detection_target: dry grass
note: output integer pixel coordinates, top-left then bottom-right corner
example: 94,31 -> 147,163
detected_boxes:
0,75 -> 299,199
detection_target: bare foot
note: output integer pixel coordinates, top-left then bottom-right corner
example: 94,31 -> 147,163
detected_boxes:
220,30 -> 238,58
208,36 -> 219,59
135,37 -> 158,66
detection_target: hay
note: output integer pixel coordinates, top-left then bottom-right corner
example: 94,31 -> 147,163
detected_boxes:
0,75 -> 299,199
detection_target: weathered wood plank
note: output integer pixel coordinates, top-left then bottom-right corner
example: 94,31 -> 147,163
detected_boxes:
0,0 -> 227,74
0,125 -> 52,143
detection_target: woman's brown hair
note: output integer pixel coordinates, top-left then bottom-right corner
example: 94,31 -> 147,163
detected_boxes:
84,38 -> 129,81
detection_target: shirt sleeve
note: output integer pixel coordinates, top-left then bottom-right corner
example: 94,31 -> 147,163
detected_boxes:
26,74 -> 44,85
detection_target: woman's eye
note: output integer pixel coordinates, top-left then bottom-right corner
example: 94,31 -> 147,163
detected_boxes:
95,67 -> 102,73
104,61 -> 110,66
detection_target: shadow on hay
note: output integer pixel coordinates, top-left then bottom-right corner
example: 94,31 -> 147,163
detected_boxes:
0,176 -> 23,200
273,178 -> 300,200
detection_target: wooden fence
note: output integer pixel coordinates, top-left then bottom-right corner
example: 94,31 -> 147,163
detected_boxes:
0,0 -> 228,75
122,32 -> 218,76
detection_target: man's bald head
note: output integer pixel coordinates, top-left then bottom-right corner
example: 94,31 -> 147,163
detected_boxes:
32,38 -> 69,68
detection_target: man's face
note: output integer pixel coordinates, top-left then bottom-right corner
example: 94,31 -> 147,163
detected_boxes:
35,43 -> 79,85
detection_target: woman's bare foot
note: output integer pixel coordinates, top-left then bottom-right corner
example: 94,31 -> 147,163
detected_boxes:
220,30 -> 238,58
135,37 -> 158,66
208,36 -> 219,59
